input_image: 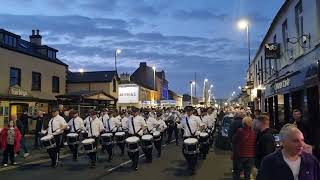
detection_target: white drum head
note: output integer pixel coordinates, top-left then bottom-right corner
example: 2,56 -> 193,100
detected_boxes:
41,135 -> 53,141
153,131 -> 160,136
102,133 -> 113,137
200,132 -> 209,137
115,132 -> 125,136
67,133 -> 78,137
126,136 -> 140,143
142,134 -> 153,140
82,138 -> 95,144
184,138 -> 198,144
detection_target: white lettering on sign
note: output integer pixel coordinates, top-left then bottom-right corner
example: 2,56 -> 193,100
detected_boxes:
273,78 -> 290,91
8,86 -> 28,96
118,84 -> 139,103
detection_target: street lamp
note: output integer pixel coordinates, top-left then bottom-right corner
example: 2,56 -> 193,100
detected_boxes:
114,49 -> 122,72
79,68 -> 84,73
190,81 -> 195,105
237,19 -> 250,66
152,66 -> 156,90
203,78 -> 208,102
238,86 -> 242,90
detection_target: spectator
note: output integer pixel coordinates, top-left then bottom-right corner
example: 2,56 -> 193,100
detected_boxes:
229,111 -> 245,141
20,110 -> 29,134
232,116 -> 256,180
13,114 -> 30,157
291,109 -> 312,153
257,124 -> 320,180
29,111 -> 47,149
0,120 -> 22,166
255,115 -> 276,169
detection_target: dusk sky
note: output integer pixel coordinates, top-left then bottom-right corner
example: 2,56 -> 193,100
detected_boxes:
0,0 -> 285,98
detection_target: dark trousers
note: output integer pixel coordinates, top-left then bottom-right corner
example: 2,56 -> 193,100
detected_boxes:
199,143 -> 209,159
167,125 -> 179,144
68,144 -> 79,160
103,144 -> 113,160
117,143 -> 125,155
142,147 -> 153,162
47,134 -> 62,167
88,152 -> 97,165
154,140 -> 162,157
2,144 -> 14,164
34,132 -> 44,148
233,158 -> 254,180
128,151 -> 139,169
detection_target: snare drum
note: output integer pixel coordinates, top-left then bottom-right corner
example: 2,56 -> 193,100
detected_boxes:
183,138 -> 199,155
67,133 -> 79,145
101,133 -> 113,145
41,135 -> 56,149
152,131 -> 161,141
125,136 -> 140,152
81,138 -> 96,153
115,132 -> 126,143
199,132 -> 209,144
141,134 -> 153,149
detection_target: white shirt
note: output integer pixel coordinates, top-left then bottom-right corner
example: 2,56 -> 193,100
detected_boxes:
48,115 -> 67,135
155,117 -> 167,132
104,116 -> 120,132
119,117 -> 129,131
126,115 -> 147,136
207,113 -> 216,127
178,115 -> 203,137
68,116 -> 85,133
201,115 -> 213,129
144,116 -> 158,134
100,114 -> 109,125
283,154 -> 301,180
85,117 -> 104,138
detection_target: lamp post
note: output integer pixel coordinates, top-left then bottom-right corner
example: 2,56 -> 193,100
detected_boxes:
152,66 -> 156,90
203,78 -> 208,103
190,81 -> 195,105
238,19 -> 250,66
114,49 -> 122,72
79,68 -> 84,73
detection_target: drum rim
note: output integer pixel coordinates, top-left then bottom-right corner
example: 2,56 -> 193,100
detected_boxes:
183,138 -> 198,144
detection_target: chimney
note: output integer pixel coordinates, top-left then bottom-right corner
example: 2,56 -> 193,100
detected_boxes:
29,29 -> 42,46
140,62 -> 147,67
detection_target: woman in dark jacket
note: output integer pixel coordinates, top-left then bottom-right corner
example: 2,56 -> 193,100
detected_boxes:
232,116 -> 256,180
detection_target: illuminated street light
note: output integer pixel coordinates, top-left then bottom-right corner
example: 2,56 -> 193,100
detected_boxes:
79,68 -> 84,73
190,81 -> 195,105
237,19 -> 251,66
152,66 -> 156,90
238,86 -> 242,90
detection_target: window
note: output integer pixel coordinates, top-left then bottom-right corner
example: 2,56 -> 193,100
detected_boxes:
112,79 -> 117,92
3,34 -> 17,47
295,1 -> 303,40
282,20 -> 288,51
52,76 -> 60,93
10,67 -> 21,86
260,56 -> 264,83
47,49 -> 56,59
32,72 -> 41,91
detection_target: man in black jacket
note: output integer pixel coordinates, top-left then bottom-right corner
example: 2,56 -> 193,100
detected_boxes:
255,115 -> 276,169
29,111 -> 47,149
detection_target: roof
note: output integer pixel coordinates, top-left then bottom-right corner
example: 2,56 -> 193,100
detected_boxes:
56,90 -> 116,100
67,71 -> 118,83
130,64 -> 156,90
0,29 -> 67,67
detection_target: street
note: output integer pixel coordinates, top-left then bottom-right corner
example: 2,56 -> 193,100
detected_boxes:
0,139 -> 232,180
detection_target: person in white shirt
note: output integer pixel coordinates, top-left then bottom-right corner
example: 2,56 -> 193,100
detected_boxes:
99,109 -> 109,127
84,110 -> 104,168
126,107 -> 147,171
46,108 -> 67,168
67,110 -> 85,161
141,109 -> 158,163
154,112 -> 168,157
166,108 -> 180,145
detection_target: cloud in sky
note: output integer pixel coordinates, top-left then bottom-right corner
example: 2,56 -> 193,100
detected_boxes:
0,0 -> 284,98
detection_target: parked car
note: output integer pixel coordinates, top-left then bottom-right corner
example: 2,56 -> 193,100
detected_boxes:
215,114 -> 234,150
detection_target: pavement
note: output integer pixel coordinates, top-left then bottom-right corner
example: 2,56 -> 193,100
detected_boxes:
0,135 -> 234,180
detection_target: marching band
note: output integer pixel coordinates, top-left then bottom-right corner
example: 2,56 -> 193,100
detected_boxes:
39,105 -> 217,173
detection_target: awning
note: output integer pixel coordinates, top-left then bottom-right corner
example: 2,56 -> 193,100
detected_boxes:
56,90 -> 117,101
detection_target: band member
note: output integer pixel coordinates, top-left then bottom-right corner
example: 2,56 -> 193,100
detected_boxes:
154,112 -> 167,157
125,107 -> 147,171
102,110 -> 120,161
100,108 -> 109,125
116,111 -> 128,156
199,108 -> 212,159
46,108 -> 68,168
85,111 -> 104,168
166,108 -> 180,145
67,110 -> 85,161
142,109 -> 158,163
178,106 -> 204,173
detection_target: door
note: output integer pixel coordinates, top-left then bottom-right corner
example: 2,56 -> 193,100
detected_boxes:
10,103 -> 29,121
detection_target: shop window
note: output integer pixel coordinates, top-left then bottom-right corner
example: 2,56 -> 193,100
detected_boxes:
10,67 -> 21,86
295,1 -> 303,42
282,19 -> 288,52
32,72 -> 41,91
52,76 -> 60,93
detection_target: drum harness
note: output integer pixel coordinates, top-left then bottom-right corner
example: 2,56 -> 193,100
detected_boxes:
186,117 -> 196,138
131,117 -> 142,137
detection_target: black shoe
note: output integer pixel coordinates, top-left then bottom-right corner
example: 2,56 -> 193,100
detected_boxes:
91,163 -> 96,168
132,167 -> 138,171
157,153 -> 161,158
107,157 -> 112,162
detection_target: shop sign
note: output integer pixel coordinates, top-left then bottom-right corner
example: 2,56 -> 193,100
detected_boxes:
118,84 -> 139,103
8,85 -> 28,96
265,43 -> 280,59
273,78 -> 290,91
161,100 -> 176,106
